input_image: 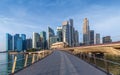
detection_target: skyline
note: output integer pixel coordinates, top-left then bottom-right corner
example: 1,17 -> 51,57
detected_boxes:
1,0 -> 120,51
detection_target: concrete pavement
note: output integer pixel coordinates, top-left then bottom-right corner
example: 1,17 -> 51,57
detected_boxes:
15,50 -> 107,75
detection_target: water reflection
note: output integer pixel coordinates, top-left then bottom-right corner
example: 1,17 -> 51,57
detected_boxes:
0,53 -> 25,75
0,53 -> 8,75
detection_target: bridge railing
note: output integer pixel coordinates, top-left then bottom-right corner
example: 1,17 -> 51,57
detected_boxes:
0,50 -> 52,75
75,53 -> 120,75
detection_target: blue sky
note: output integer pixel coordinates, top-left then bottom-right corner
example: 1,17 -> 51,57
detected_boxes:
0,0 -> 120,51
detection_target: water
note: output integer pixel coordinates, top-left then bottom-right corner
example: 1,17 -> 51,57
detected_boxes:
0,53 -> 8,75
0,53 -> 26,75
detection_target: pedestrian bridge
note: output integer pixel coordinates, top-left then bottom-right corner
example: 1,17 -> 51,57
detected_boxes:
10,50 -> 115,75
62,42 -> 120,56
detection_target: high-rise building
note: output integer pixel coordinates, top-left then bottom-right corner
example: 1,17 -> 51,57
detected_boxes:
40,31 -> 47,49
69,19 -> 74,47
32,32 -> 40,49
48,27 -> 55,49
62,21 -> 70,46
57,26 -> 63,42
90,30 -> 94,45
49,36 -> 58,48
26,38 -> 32,50
21,34 -> 26,50
95,33 -> 100,44
13,34 -> 20,50
102,36 -> 112,44
6,33 -> 13,51
83,18 -> 90,45
74,30 -> 79,46
16,37 -> 23,51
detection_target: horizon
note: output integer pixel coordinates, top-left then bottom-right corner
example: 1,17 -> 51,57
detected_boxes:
1,0 -> 120,51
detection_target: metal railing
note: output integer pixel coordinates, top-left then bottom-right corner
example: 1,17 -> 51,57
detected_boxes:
74,53 -> 120,75
0,50 -> 52,75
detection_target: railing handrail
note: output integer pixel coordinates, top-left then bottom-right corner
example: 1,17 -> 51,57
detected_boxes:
94,57 -> 120,66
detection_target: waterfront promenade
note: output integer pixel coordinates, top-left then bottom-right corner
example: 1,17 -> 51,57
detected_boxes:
14,50 -> 108,75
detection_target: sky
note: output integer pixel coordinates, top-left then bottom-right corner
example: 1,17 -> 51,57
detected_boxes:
0,0 -> 120,51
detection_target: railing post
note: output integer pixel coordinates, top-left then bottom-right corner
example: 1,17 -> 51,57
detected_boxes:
32,54 -> 35,64
24,54 -> 28,67
37,53 -> 39,61
93,54 -> 97,65
80,53 -> 82,59
88,54 -> 90,63
39,53 -> 41,59
104,56 -> 109,75
12,55 -> 17,73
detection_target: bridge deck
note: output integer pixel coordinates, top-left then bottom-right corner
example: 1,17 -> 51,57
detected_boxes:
15,50 -> 107,75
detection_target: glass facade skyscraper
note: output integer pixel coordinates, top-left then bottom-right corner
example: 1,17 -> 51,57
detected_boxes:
40,31 -> 47,49
14,34 -> 20,50
96,33 -> 100,44
48,27 -> 55,49
26,38 -> 32,50
62,21 -> 70,46
83,18 -> 90,45
21,34 -> 26,50
57,26 -> 63,42
16,37 -> 23,51
6,33 -> 13,51
90,30 -> 94,45
32,32 -> 40,49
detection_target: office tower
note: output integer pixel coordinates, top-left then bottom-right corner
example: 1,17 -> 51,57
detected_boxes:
32,32 -> 40,49
16,37 -> 23,51
49,36 -> 58,48
48,27 -> 55,49
83,18 -> 90,45
6,33 -> 13,51
13,34 -> 20,50
40,31 -> 47,49
62,21 -> 70,46
57,26 -> 63,42
96,33 -> 100,44
21,34 -> 26,50
69,19 -> 74,47
102,36 -> 112,44
74,30 -> 79,46
90,30 -> 94,45
26,38 -> 32,50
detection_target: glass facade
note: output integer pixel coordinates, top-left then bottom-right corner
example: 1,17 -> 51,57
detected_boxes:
21,34 -> 26,50
6,33 -> 13,51
48,27 -> 55,49
40,31 -> 47,49
57,26 -> 63,42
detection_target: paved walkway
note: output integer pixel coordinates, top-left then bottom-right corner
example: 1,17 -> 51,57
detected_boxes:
15,50 -> 107,75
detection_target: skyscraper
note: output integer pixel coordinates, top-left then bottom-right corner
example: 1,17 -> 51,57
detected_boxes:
26,38 -> 32,50
62,21 -> 70,46
16,37 -> 23,51
83,18 -> 90,45
49,36 -> 58,48
40,31 -> 47,49
21,34 -> 26,50
57,26 -> 63,42
95,33 -> 100,44
74,30 -> 79,46
90,30 -> 94,45
13,34 -> 20,50
32,32 -> 40,49
6,33 -> 13,51
102,36 -> 112,44
69,19 -> 74,47
48,27 -> 55,49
